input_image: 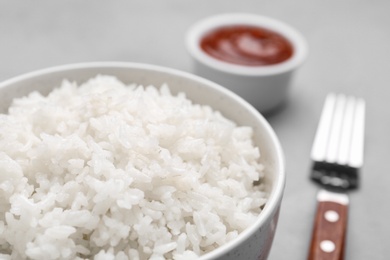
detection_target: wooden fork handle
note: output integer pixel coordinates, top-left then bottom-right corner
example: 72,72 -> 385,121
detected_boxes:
308,190 -> 349,260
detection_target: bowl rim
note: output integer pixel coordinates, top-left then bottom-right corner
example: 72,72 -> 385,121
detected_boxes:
186,13 -> 308,76
0,61 -> 286,259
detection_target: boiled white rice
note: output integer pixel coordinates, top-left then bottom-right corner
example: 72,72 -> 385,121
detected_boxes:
0,75 -> 268,259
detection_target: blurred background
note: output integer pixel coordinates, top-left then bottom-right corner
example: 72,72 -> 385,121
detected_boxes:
1,1 -> 389,259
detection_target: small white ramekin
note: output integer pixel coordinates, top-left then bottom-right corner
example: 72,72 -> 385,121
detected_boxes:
186,13 -> 308,113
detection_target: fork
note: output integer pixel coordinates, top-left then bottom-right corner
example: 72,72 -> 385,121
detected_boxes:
307,93 -> 366,260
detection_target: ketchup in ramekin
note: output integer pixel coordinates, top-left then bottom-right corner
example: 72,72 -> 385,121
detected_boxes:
200,25 -> 293,66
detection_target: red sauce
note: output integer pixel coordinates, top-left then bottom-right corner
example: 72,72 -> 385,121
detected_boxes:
200,25 -> 293,66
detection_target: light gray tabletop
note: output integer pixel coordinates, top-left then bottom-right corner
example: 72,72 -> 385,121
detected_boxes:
1,1 -> 389,259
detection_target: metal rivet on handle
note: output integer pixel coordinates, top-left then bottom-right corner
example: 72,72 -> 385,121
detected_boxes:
320,240 -> 336,253
324,210 -> 339,222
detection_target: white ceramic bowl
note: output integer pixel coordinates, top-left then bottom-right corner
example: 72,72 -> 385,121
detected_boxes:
186,13 -> 308,113
0,62 -> 285,260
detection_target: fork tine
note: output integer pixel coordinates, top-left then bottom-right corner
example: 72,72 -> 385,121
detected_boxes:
311,93 -> 336,162
349,98 -> 366,167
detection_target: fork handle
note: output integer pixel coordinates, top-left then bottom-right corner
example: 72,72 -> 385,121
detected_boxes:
308,190 -> 349,260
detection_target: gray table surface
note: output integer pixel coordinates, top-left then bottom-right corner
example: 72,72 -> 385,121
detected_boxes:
1,1 -> 389,259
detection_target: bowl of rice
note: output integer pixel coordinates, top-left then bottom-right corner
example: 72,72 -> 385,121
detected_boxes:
0,62 -> 285,260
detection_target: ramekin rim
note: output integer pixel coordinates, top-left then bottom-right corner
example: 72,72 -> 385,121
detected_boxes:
185,13 -> 308,76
